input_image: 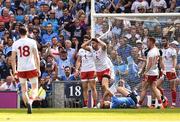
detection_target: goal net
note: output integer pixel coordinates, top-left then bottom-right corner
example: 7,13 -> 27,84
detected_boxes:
91,13 -> 180,106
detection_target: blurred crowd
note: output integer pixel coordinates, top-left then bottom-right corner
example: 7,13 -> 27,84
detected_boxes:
0,0 -> 91,107
95,0 -> 180,13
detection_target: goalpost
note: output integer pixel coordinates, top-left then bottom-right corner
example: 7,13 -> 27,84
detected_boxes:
91,0 -> 180,107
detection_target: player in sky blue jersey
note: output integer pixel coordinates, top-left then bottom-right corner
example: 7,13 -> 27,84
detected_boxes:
97,80 -> 138,109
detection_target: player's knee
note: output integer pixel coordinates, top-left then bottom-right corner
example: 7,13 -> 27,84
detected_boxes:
82,84 -> 88,91
142,86 -> 147,91
90,85 -> 96,91
29,77 -> 38,84
102,75 -> 110,81
171,88 -> 176,92
21,88 -> 28,93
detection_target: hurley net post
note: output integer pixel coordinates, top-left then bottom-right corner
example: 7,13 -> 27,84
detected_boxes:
91,10 -> 180,107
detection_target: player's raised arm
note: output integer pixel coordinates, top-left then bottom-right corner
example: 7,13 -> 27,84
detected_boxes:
81,40 -> 91,51
97,38 -> 107,51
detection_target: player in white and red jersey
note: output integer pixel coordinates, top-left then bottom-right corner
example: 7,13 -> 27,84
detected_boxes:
11,26 -> 40,114
81,38 -> 111,97
161,37 -> 178,108
75,35 -> 97,107
138,37 -> 164,109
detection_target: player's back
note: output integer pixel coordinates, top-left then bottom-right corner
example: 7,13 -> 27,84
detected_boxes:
12,37 -> 37,72
111,96 -> 136,108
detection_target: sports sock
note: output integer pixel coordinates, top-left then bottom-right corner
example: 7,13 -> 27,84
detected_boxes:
84,99 -> 88,107
171,90 -> 176,105
93,99 -> 97,107
151,99 -> 156,106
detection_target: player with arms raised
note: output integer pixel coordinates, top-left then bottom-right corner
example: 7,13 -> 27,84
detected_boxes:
75,35 -> 97,107
11,26 -> 40,114
81,38 -> 111,98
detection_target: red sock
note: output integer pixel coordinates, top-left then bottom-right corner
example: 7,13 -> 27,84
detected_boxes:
84,100 -> 88,107
158,87 -> 164,96
93,100 -> 97,106
158,99 -> 162,104
171,90 -> 176,103
138,100 -> 143,105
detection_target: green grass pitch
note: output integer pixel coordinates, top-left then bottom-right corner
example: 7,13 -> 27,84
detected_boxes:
0,108 -> 180,122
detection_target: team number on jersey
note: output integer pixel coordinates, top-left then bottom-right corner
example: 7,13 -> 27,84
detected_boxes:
18,46 -> 30,57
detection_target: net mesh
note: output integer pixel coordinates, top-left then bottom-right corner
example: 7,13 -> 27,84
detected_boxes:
92,15 -> 180,106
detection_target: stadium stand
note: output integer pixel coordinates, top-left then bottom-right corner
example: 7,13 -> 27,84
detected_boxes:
95,0 -> 180,13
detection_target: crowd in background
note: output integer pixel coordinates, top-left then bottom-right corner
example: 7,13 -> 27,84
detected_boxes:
0,0 -> 91,107
95,0 -> 180,13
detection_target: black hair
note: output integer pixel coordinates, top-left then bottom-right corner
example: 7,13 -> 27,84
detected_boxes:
19,26 -> 27,36
148,37 -> 156,44
91,38 -> 98,43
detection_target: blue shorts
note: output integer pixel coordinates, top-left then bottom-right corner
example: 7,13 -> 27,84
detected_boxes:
110,96 -> 136,109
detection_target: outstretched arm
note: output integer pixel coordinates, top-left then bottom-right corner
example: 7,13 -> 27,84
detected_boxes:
97,38 -> 107,51
81,40 -> 91,51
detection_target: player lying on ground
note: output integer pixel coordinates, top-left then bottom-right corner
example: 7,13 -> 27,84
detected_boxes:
11,25 -> 40,114
97,80 -> 138,109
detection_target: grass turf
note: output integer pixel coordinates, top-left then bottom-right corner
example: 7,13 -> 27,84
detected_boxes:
0,108 -> 180,122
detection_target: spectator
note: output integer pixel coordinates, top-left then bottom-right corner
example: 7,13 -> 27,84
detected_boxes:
48,37 -> 60,61
55,0 -> 64,19
126,47 -> 141,90
32,28 -> 42,49
111,19 -> 123,39
150,0 -> 167,13
0,76 -> 17,91
0,56 -> 12,80
117,37 -> 133,64
1,0 -> 14,13
136,40 -> 145,57
3,38 -> 13,56
0,22 -> 5,39
125,27 -> 140,46
59,8 -> 73,25
42,23 -> 59,45
65,40 -> 77,65
42,9 -> 59,33
142,28 -> 149,46
131,0 -> 149,13
0,8 -> 11,26
56,48 -> 72,78
60,66 -> 78,81
15,7 -> 24,23
64,18 -> 86,48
